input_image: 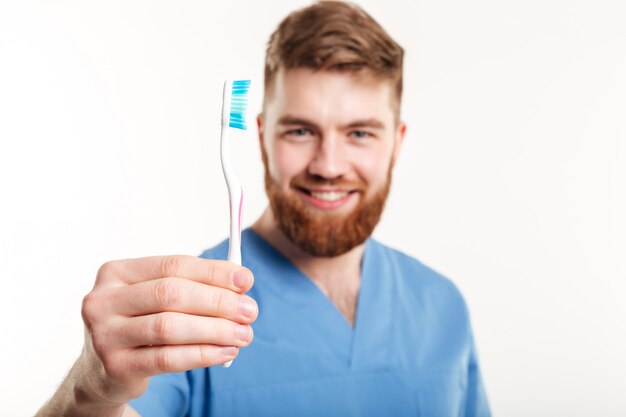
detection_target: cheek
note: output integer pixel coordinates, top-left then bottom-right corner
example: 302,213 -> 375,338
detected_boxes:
268,142 -> 314,187
351,148 -> 392,186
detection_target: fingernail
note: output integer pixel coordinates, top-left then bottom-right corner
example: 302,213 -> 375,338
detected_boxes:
239,296 -> 257,319
222,346 -> 238,357
233,270 -> 250,290
236,325 -> 251,342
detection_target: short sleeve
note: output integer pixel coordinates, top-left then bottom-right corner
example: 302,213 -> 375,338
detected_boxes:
465,332 -> 491,417
128,371 -> 190,417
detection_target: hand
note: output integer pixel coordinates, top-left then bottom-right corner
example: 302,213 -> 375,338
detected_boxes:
77,255 -> 257,405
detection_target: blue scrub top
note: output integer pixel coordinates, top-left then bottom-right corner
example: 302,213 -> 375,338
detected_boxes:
129,228 -> 490,416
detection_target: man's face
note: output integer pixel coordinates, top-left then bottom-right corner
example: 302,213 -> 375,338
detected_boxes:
259,68 -> 405,257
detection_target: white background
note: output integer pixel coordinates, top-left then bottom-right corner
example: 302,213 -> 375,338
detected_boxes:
1,0 -> 625,415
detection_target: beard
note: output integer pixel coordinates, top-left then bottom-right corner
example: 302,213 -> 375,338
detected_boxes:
262,149 -> 393,257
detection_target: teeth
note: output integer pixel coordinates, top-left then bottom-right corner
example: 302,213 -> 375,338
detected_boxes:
310,191 -> 349,201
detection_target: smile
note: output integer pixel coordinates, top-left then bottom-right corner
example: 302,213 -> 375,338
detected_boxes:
310,190 -> 349,201
296,187 -> 358,210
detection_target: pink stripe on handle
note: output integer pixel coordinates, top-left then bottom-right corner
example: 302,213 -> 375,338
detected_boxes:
238,188 -> 244,236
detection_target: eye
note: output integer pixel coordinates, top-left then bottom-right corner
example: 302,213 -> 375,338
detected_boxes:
350,130 -> 373,139
288,127 -> 313,136
282,127 -> 316,142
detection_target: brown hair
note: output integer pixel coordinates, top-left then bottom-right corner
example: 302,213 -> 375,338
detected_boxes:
264,1 -> 404,116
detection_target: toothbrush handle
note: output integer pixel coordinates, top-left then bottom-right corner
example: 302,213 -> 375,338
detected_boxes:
223,186 -> 243,369
227,186 -> 243,266
220,79 -> 245,368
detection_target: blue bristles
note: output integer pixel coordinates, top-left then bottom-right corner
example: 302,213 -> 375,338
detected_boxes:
229,79 -> 251,130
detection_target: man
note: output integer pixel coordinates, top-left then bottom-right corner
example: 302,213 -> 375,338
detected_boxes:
37,1 -> 490,416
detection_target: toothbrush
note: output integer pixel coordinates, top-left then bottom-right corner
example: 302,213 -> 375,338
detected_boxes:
220,79 -> 250,368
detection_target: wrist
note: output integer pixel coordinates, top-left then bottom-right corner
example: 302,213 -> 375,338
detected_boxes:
71,381 -> 127,415
35,365 -> 127,417
66,352 -> 128,416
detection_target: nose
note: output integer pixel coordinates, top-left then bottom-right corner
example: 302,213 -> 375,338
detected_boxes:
307,133 -> 350,180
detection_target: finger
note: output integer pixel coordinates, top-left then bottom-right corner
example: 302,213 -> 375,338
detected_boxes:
98,255 -> 253,293
112,277 -> 258,324
121,344 -> 240,377
113,312 -> 254,349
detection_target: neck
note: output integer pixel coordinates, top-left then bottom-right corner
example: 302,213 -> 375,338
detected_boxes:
251,207 -> 366,325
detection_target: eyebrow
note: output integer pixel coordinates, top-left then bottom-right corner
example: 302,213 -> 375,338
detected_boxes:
345,118 -> 386,130
277,115 -> 386,130
277,115 -> 318,128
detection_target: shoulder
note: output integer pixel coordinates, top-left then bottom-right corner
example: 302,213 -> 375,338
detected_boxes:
370,238 -> 469,310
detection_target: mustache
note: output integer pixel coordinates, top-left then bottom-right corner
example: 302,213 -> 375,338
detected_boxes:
290,174 -> 366,191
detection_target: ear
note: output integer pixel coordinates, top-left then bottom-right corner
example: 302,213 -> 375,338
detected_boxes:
391,121 -> 407,167
257,113 -> 264,144
257,113 -> 271,165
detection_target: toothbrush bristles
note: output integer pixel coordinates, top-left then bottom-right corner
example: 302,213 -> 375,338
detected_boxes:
229,80 -> 251,130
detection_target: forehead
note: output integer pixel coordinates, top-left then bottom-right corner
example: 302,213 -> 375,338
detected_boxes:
265,68 -> 395,126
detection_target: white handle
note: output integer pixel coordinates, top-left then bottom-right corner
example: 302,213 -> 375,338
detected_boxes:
220,79 -> 243,368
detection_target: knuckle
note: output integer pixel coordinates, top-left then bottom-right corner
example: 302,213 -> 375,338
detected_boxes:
96,261 -> 118,284
152,313 -> 173,343
210,289 -> 230,314
160,255 -> 182,277
155,349 -> 173,372
203,261 -> 217,284
153,279 -> 180,309
196,345 -> 211,365
80,292 -> 100,327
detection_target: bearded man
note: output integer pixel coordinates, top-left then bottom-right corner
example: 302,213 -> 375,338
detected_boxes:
36,2 -> 490,416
